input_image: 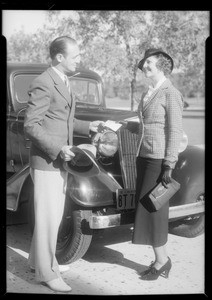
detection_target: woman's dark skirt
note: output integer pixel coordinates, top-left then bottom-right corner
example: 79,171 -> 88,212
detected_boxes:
132,157 -> 169,247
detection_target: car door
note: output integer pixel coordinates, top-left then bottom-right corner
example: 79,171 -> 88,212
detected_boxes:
7,72 -> 39,173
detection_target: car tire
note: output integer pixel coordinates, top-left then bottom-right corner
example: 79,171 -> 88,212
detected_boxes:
169,180 -> 204,238
169,214 -> 204,238
28,192 -> 93,264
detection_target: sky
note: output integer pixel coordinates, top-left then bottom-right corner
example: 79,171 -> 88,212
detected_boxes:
2,10 -> 48,38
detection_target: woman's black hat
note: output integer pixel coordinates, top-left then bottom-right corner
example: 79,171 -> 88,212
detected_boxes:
138,48 -> 174,71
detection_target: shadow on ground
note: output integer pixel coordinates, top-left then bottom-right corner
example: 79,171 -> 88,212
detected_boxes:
83,225 -> 147,274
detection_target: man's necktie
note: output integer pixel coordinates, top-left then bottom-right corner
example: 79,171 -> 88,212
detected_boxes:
64,76 -> 71,94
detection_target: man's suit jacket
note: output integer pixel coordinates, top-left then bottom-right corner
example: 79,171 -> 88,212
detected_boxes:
136,79 -> 183,169
24,67 -> 90,171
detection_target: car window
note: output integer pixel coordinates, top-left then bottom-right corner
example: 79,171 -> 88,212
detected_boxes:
13,74 -> 37,104
13,74 -> 100,106
70,78 -> 100,105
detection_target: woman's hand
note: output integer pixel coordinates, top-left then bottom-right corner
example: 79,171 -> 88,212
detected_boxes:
161,166 -> 173,188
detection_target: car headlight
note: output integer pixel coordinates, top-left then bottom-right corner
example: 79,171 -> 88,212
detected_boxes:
92,130 -> 119,157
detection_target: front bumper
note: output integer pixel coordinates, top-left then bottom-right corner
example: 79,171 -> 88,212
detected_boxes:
89,201 -> 204,229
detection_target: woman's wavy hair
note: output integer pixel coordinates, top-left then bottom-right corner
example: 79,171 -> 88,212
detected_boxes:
155,54 -> 173,75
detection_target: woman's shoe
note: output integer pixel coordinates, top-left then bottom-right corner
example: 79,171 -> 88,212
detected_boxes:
140,260 -> 155,276
141,257 -> 172,281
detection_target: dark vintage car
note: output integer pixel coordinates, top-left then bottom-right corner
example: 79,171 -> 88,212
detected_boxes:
7,63 -> 205,265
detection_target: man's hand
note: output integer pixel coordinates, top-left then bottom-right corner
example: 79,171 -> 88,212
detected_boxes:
161,166 -> 173,188
89,120 -> 105,133
60,145 -> 75,161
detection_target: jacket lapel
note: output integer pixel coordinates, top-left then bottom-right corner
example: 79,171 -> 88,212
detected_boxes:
46,67 -> 72,106
142,79 -> 171,113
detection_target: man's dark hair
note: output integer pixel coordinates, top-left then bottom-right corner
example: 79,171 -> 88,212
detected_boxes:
49,36 -> 77,60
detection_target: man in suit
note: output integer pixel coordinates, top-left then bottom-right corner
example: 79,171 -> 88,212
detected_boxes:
24,36 -> 104,292
131,48 -> 184,281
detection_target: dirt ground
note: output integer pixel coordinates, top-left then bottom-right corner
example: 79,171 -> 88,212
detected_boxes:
5,222 -> 205,295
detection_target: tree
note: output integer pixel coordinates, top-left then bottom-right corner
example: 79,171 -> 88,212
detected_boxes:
149,11 -> 208,97
7,10 -> 209,107
72,11 -> 209,106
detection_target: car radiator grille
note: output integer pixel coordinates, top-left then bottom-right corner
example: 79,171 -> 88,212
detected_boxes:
117,128 -> 138,189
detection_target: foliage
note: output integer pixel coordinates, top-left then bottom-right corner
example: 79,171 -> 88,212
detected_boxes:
7,10 -> 209,107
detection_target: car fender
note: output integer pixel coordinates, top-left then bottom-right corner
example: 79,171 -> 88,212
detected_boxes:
7,164 -> 122,211
66,169 -> 122,207
170,145 -> 204,206
7,164 -> 32,211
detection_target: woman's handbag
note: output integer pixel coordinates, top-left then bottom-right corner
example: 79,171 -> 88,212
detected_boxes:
148,178 -> 181,211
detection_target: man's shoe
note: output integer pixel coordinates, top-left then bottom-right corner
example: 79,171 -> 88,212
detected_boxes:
30,265 -> 70,273
43,277 -> 72,292
58,265 -> 70,273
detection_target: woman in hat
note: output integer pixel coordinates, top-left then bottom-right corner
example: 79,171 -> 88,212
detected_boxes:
131,48 -> 184,280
